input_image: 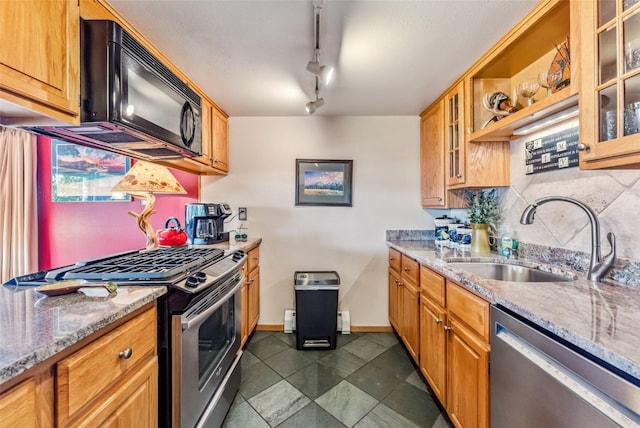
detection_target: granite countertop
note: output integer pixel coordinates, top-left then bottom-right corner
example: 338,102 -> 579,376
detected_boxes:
0,240 -> 262,386
388,239 -> 640,381
0,285 -> 166,385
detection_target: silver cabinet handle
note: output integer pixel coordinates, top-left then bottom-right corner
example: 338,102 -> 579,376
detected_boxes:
443,325 -> 452,332
403,267 -> 410,272
577,143 -> 589,151
435,318 -> 442,324
119,348 -> 133,359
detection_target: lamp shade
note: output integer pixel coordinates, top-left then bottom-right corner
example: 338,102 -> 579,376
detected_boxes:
112,160 -> 187,195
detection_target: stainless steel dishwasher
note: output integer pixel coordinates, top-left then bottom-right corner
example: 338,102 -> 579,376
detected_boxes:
490,305 -> 640,427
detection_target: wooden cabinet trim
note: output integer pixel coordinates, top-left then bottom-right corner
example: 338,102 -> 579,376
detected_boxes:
447,281 -> 490,341
400,255 -> 419,286
389,248 -> 402,273
420,265 -> 446,307
56,307 -> 157,424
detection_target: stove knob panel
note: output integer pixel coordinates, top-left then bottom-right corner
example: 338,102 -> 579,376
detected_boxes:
185,276 -> 200,288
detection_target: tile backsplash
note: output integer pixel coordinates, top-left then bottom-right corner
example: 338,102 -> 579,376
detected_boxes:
499,119 -> 640,285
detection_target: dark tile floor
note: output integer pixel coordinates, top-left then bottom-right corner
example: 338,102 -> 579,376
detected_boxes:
222,331 -> 453,428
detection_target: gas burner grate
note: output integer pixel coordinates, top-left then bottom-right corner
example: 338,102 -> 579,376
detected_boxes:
59,247 -> 225,281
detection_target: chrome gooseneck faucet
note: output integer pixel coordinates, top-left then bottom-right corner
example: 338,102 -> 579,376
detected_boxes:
520,196 -> 616,282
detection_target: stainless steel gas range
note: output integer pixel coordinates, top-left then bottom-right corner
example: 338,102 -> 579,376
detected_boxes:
36,246 -> 247,428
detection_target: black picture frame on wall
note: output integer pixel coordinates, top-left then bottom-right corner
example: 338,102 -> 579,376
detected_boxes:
295,159 -> 353,206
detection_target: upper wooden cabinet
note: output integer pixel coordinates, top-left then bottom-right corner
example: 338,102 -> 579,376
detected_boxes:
421,99 -> 448,208
159,97 -> 229,175
419,84 -> 509,205
445,82 -> 466,187
578,0 -> 640,169
0,0 -> 80,125
467,0 -> 576,143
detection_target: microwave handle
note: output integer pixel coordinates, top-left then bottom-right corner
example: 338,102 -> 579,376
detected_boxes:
180,101 -> 195,148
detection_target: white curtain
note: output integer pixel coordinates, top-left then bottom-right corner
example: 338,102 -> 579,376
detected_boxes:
0,127 -> 38,283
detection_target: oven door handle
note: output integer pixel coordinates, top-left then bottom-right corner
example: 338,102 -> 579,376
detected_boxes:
181,278 -> 242,330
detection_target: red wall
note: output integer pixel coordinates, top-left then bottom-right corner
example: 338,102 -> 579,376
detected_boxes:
37,137 -> 199,269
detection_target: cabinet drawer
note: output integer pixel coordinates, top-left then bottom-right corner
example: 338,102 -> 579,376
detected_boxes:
247,246 -> 260,273
388,248 -> 401,273
401,255 -> 419,285
447,282 -> 489,341
420,265 -> 445,307
57,307 -> 157,425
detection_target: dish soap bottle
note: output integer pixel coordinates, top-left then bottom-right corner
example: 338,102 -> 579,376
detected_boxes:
500,226 -> 517,258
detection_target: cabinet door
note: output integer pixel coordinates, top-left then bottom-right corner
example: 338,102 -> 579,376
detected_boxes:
445,82 -> 466,187
57,308 -> 157,425
419,296 -> 447,406
579,0 -> 640,168
211,107 -> 229,172
447,317 -> 490,428
421,99 -> 447,207
194,98 -> 214,167
388,268 -> 401,331
0,371 -> 54,428
0,0 -> 80,120
248,266 -> 260,333
79,357 -> 158,428
401,281 -> 420,363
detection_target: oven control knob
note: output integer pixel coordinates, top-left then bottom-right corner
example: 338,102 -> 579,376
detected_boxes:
185,276 -> 200,288
232,251 -> 245,261
194,271 -> 207,282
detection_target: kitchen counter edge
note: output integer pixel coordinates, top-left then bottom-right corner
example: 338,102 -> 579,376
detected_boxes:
387,239 -> 640,382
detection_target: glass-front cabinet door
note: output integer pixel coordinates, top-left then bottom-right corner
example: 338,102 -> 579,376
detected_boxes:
580,0 -> 640,168
445,82 -> 465,186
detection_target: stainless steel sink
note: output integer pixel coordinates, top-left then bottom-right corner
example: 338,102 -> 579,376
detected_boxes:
446,262 -> 575,282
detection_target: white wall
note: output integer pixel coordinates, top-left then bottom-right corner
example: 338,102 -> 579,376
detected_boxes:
201,116 -> 432,327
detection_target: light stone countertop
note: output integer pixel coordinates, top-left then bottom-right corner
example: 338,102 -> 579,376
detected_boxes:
0,240 -> 262,386
388,239 -> 640,382
0,285 -> 166,385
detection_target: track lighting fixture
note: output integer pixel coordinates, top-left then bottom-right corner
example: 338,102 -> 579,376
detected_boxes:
306,60 -> 334,85
306,76 -> 324,114
305,0 -> 332,112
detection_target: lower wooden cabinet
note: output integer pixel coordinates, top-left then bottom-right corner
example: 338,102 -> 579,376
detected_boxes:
420,296 -> 447,405
388,268 -> 401,331
388,250 -> 420,364
0,304 -> 158,428
415,264 -> 490,428
57,306 -> 158,426
241,244 -> 261,346
0,370 -> 54,427
400,278 -> 420,362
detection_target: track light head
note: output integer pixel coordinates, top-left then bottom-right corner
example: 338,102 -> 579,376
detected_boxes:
305,97 -> 325,114
306,61 -> 334,85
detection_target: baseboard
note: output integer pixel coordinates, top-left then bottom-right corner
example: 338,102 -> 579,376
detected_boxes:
256,324 -> 283,331
256,324 -> 394,333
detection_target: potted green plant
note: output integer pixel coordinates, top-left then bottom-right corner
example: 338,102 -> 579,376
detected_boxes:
465,189 -> 499,253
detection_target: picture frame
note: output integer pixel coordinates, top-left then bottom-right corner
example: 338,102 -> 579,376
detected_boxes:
295,159 -> 353,206
52,140 -> 131,202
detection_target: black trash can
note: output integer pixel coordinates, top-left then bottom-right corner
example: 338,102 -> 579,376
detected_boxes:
294,271 -> 340,350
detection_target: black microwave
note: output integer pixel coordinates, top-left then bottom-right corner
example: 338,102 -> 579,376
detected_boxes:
31,19 -> 202,160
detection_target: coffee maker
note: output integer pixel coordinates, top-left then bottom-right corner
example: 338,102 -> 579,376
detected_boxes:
185,203 -> 232,245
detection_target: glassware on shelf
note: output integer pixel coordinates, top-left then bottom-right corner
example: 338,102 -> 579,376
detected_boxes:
518,79 -> 540,106
548,69 -> 564,92
538,71 -> 552,96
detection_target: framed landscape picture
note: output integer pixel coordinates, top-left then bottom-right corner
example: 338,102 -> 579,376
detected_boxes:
295,159 -> 353,206
52,140 -> 131,202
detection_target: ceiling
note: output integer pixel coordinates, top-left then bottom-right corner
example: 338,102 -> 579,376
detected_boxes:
108,0 -> 540,117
